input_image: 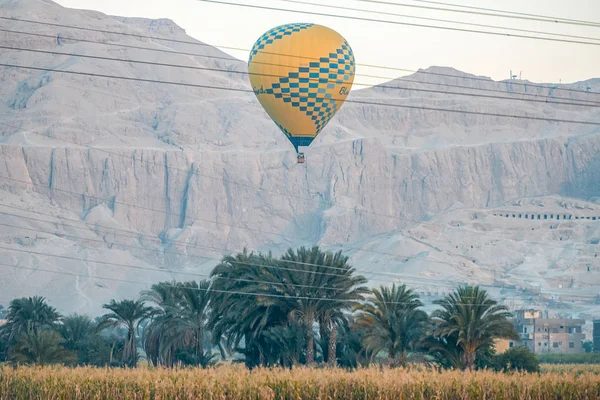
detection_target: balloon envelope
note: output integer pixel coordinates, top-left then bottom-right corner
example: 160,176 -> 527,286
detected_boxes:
248,23 -> 355,152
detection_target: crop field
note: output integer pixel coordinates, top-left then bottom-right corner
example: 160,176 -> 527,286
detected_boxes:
1,365 -> 600,400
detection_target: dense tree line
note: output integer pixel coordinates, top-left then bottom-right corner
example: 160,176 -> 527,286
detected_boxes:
0,246 -> 537,371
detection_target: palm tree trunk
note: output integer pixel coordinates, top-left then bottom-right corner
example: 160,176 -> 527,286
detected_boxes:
319,321 -> 329,363
110,340 -> 116,364
389,348 -> 397,367
327,325 -> 337,367
305,312 -> 315,365
399,350 -> 407,368
196,326 -> 204,359
463,344 -> 476,371
126,325 -> 136,367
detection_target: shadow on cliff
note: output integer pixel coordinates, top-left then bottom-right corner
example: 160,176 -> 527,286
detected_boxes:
560,152 -> 600,201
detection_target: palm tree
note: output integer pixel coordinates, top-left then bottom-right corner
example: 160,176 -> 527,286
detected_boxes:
353,284 -> 427,367
209,249 -> 292,367
9,329 -> 76,366
430,285 -> 519,371
58,314 -> 95,349
209,247 -> 367,367
57,314 -> 113,366
141,281 -> 181,367
142,280 -> 213,367
311,250 -> 368,367
98,299 -> 153,367
1,296 -> 61,342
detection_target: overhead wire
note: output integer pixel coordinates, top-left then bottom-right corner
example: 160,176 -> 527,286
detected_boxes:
2,44 -> 599,108
0,262 -> 548,306
0,213 -> 473,285
0,120 -> 419,225
2,18 -> 599,97
0,176 -> 475,267
401,0 -> 600,27
1,10 -> 596,304
1,221 -> 503,291
0,247 -> 593,302
278,0 -> 600,42
349,0 -> 600,28
2,63 -> 599,127
2,202 -> 596,284
195,0 -> 600,46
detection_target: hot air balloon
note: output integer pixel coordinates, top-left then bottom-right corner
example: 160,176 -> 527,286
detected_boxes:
248,23 -> 355,163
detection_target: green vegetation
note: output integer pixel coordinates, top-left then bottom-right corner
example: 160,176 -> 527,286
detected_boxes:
538,353 -> 600,365
0,246 -> 528,371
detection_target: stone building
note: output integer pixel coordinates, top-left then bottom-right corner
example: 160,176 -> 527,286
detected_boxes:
507,309 -> 586,354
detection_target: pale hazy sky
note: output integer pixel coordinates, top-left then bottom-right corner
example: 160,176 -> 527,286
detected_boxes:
55,0 -> 600,84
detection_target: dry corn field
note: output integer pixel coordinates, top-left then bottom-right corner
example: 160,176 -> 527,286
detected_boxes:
541,364 -> 600,375
1,365 -> 600,399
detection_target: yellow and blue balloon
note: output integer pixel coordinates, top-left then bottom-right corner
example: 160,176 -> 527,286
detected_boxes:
248,23 -> 355,162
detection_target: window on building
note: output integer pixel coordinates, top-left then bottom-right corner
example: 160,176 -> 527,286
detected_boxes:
553,342 -> 559,348
538,342 -> 541,347
509,342 -> 514,348
568,327 -> 573,333
569,342 -> 575,348
523,327 -> 528,333
560,325 -> 564,329
552,328 -> 558,333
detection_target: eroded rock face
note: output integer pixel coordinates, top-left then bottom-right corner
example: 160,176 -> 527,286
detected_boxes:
0,0 -> 599,317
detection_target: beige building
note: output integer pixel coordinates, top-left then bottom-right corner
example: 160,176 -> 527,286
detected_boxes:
508,310 -> 586,354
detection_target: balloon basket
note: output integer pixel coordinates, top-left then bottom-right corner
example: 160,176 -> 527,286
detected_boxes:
297,153 -> 305,163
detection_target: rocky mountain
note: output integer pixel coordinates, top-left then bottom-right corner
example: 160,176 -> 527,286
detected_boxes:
0,0 -> 599,322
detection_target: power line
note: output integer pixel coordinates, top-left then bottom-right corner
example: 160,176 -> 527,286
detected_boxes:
195,0 -> 600,46
0,260 -> 373,304
1,159 -> 598,274
0,214 -> 471,285
3,203 -> 595,285
2,19 -> 598,97
1,113 -> 599,260
0,262 -> 532,306
0,175 -> 307,241
0,177 -> 472,269
3,44 -> 599,108
278,0 -> 600,42
350,0 -> 600,28
13,198 -> 573,289
0,121 -> 419,225
407,0 -> 600,27
0,249 -> 592,302
0,227 -> 389,291
2,63 -> 599,127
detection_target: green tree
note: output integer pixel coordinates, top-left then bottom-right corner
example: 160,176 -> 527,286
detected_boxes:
1,296 -> 61,342
353,284 -> 427,367
582,340 -> 594,353
9,329 -> 76,366
276,247 -> 367,366
98,299 -> 152,367
58,314 -> 112,366
209,249 -> 292,368
311,250 -> 368,367
142,280 -> 214,367
209,247 -> 367,367
430,285 -> 518,371
498,345 -> 540,372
